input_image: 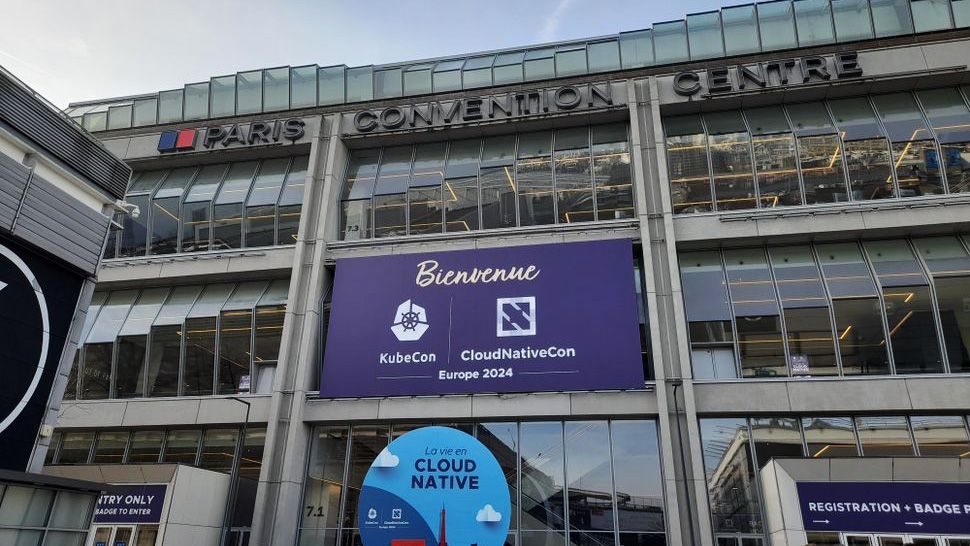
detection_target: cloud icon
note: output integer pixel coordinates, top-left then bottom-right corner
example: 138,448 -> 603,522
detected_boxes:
371,448 -> 400,468
476,504 -> 502,523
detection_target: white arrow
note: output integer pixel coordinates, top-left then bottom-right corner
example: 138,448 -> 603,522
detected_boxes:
905,522 -> 924,527
812,520 -> 831,524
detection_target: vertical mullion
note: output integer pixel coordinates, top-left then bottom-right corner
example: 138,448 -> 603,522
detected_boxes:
336,426 -> 353,544
907,238 -> 950,373
780,106 -> 809,205
699,114 -> 717,211
765,246 -> 793,376
718,250 -> 744,378
864,95 -> 901,197
858,242 -> 898,375
822,100 -> 854,200
738,109 -> 764,208
809,244 -> 846,376
607,421 -> 620,546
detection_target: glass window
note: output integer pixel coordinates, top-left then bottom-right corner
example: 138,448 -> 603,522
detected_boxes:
480,136 -> 516,230
92,431 -> 129,464
49,491 -> 95,529
184,82 -> 209,120
57,432 -> 95,464
833,0 -> 876,41
911,0 -> 954,31
157,89 -> 183,124
493,53 -> 524,85
181,164 -> 227,253
237,70 -> 263,114
865,241 -> 944,373
342,150 -> 379,240
83,290 -> 138,399
408,143 -> 445,235
955,0 -> 970,26
183,316 -> 215,396
520,422 -> 566,531
462,56 -> 494,88
751,417 -> 804,468
318,66 -> 346,105
254,298 -> 285,368
872,92 -> 933,142
245,158 -> 290,247
342,426 -> 389,529
374,146 -> 412,238
374,68 -> 402,99
724,249 -> 787,377
665,115 -> 712,214
769,246 -> 838,376
681,251 -> 733,323
404,66 -> 433,95
151,167 -> 196,255
302,427 -> 348,531
147,285 -> 200,397
107,104 -> 132,130
555,47 -> 587,77
917,88 -> 970,143
524,49 -> 555,81
722,5 -> 761,55
688,11 -> 725,60
802,416 -> 859,456
817,243 -> 890,374
132,98 -> 157,127
127,430 -> 164,464
798,134 -> 848,204
346,66 -> 374,103
652,20 -> 689,64
82,111 -> 107,132
745,106 -> 802,207
218,308 -> 253,394
565,422 -> 614,531
445,139 -> 481,232
554,127 -> 593,223
592,124 -> 634,220
699,418 -> 762,535
0,485 -> 54,526
828,97 -> 896,199
891,139 -> 944,196
278,155 -> 307,244
795,0 -> 836,45
518,131 -> 555,226
210,75 -> 236,118
758,1 -> 798,50
611,421 -> 664,532
587,41 -> 620,72
433,61 -> 463,92
855,416 -> 915,455
291,65 -> 317,109
619,30 -> 654,69
200,428 -> 239,472
213,161 -> 258,250
706,111 -> 756,211
910,415 -> 970,456
870,0 -> 915,36
926,266 -> 970,373
162,429 -> 201,464
116,288 -> 167,398
239,427 -> 265,479
264,67 -> 290,111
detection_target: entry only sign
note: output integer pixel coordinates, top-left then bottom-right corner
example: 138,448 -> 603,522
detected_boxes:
93,484 -> 167,524
798,482 -> 970,535
319,239 -> 644,397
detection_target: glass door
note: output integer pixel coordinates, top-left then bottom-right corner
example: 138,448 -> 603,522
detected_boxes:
844,535 -> 873,546
133,525 -> 159,546
111,526 -> 135,546
91,527 -> 113,546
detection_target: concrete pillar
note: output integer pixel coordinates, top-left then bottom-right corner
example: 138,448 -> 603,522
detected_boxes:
250,114 -> 343,545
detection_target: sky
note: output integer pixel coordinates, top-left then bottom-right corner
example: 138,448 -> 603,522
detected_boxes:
0,0 -> 734,109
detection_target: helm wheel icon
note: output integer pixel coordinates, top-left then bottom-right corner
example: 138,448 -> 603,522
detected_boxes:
391,300 -> 429,341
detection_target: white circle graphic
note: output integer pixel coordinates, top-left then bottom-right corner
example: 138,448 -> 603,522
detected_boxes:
0,242 -> 50,433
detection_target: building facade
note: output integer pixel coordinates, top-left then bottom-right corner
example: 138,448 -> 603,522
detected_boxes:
52,2 -> 970,545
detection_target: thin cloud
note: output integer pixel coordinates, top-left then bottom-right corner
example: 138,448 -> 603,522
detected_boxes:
537,0 -> 576,42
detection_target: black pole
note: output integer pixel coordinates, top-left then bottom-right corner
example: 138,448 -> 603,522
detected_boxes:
221,396 -> 251,546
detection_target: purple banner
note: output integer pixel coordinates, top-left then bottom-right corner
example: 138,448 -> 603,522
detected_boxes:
93,484 -> 167,524
798,481 -> 970,534
320,240 -> 644,397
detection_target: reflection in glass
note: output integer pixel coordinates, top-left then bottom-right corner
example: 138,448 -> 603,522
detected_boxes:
722,4 -> 761,55
592,125 -> 633,220
891,140 -> 944,196
843,139 -> 895,200
183,317 -> 216,396
373,194 -> 407,238
612,421 -> 665,532
408,186 -> 442,235
92,432 -> 129,464
163,430 -> 201,464
910,416 -> 970,456
565,422 -> 614,531
752,133 -> 801,207
855,416 -> 914,456
518,132 -> 555,226
802,416 -> 859,457
758,0 -> 798,50
709,130 -> 756,211
218,310 -> 252,394
245,158 -> 289,247
554,128 -> 594,223
870,0 -> 915,37
750,417 -> 804,468
911,0 -> 954,32
724,249 -> 787,377
445,177 -> 479,232
481,167 -> 516,229
833,0 -> 875,41
798,135 -> 848,204
665,115 -> 711,213
700,418 -> 762,534
521,422 -> 566,531
794,0 -> 835,46
942,142 -> 970,193
302,427 -> 347,531
343,427 -> 389,529
200,428 -> 240,472
127,431 -> 163,464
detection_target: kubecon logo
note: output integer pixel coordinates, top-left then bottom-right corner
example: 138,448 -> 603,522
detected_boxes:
391,300 -> 428,341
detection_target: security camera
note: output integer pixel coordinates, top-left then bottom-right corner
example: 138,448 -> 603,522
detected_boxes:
114,199 -> 141,219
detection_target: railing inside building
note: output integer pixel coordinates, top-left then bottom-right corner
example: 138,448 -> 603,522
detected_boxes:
65,281 -> 289,401
67,0 -> 970,131
664,86 -> 970,213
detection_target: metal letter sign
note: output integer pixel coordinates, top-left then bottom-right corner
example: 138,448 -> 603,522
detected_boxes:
319,240 -> 644,397
358,427 -> 511,546
798,481 -> 970,535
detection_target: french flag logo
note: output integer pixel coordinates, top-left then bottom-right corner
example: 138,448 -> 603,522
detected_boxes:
157,128 -> 198,152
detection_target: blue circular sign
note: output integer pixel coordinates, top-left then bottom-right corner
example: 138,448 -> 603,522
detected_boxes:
359,426 -> 511,546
